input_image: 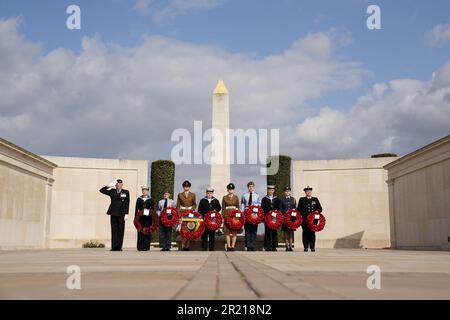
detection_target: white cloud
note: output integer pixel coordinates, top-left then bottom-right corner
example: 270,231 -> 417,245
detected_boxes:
427,23 -> 450,47
289,62 -> 450,159
133,0 -> 224,24
2,16 -> 448,190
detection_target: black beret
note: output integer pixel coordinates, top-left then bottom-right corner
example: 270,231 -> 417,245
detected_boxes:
227,183 -> 235,190
284,186 -> 291,191
117,179 -> 123,183
303,186 -> 313,192
182,180 -> 191,187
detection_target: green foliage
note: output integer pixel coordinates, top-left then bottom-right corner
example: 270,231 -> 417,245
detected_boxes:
266,155 -> 292,198
82,240 -> 105,248
371,153 -> 398,158
266,155 -> 292,245
151,160 -> 175,202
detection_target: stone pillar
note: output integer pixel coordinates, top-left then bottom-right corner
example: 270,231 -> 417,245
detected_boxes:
210,80 -> 231,197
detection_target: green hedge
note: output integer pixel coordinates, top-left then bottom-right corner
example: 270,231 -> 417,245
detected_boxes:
151,160 -> 175,204
266,155 -> 292,198
371,153 -> 398,158
266,155 -> 292,245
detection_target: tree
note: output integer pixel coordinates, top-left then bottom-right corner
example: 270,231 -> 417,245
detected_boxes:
151,160 -> 175,202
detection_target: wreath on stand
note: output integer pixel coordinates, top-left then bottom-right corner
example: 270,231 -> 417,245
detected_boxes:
306,212 -> 326,232
265,210 -> 284,230
179,210 -> 205,240
160,207 -> 180,227
204,210 -> 223,231
283,209 -> 302,230
134,209 -> 159,235
244,205 -> 264,225
225,209 -> 245,231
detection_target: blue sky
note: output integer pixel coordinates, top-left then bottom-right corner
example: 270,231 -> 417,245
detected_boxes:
1,0 -> 449,86
0,0 -> 449,193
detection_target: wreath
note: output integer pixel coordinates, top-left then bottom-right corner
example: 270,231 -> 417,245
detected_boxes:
306,212 -> 326,232
203,210 -> 223,231
179,210 -> 205,240
160,207 -> 180,227
244,205 -> 264,225
265,210 -> 284,230
225,209 -> 245,231
134,209 -> 159,235
283,209 -> 302,230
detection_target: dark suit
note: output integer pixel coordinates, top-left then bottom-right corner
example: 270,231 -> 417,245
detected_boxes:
134,197 -> 154,251
261,196 -> 282,250
198,197 -> 221,251
100,187 -> 130,251
297,197 -> 322,250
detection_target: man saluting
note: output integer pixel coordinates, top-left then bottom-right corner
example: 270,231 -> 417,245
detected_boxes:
100,179 -> 130,251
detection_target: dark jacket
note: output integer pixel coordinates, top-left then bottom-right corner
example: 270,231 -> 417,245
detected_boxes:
135,197 -> 154,215
297,197 -> 322,218
261,196 -> 282,215
281,196 -> 297,213
99,187 -> 130,216
198,197 -> 222,217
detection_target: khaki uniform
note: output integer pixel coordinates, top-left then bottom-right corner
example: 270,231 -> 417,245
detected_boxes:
176,192 -> 197,213
221,194 -> 240,234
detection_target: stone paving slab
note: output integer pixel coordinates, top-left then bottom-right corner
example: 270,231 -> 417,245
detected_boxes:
0,249 -> 449,300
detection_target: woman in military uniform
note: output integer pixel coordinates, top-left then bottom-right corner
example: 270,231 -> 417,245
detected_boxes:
176,180 -> 197,251
221,183 -> 240,251
281,186 -> 297,251
134,186 -> 154,251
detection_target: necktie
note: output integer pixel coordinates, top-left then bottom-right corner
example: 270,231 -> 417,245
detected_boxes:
164,199 -> 168,208
249,192 -> 253,206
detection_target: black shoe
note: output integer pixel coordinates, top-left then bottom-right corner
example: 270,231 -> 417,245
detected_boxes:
231,248 -> 235,252
289,247 -> 293,252
311,249 -> 316,252
209,248 -> 215,251
304,249 -> 308,252
272,248 -> 277,252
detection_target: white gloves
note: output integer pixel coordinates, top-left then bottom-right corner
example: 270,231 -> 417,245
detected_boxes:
107,180 -> 117,189
124,214 -> 129,221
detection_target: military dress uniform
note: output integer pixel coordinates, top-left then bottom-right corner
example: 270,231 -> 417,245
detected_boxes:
297,195 -> 323,251
241,191 -> 261,251
134,195 -> 154,251
281,193 -> 297,232
221,193 -> 240,235
198,193 -> 222,251
99,182 -> 130,251
157,197 -> 176,251
261,194 -> 282,251
176,181 -> 197,251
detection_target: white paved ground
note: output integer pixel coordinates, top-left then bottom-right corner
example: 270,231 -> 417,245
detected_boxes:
1,249 -> 449,299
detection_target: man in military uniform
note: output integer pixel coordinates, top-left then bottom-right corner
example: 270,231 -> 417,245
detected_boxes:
198,187 -> 222,251
297,186 -> 323,252
240,181 -> 261,251
261,185 -> 282,251
281,186 -> 297,251
176,180 -> 197,251
99,179 -> 130,251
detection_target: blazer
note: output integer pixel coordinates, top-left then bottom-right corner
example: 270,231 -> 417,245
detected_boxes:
99,187 -> 130,216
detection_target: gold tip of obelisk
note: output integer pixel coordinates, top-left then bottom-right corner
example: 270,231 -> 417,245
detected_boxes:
213,79 -> 229,95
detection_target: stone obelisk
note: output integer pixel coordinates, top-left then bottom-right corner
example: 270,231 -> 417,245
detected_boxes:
210,80 -> 231,196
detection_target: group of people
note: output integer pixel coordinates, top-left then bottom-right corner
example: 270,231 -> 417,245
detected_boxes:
100,179 -> 323,252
